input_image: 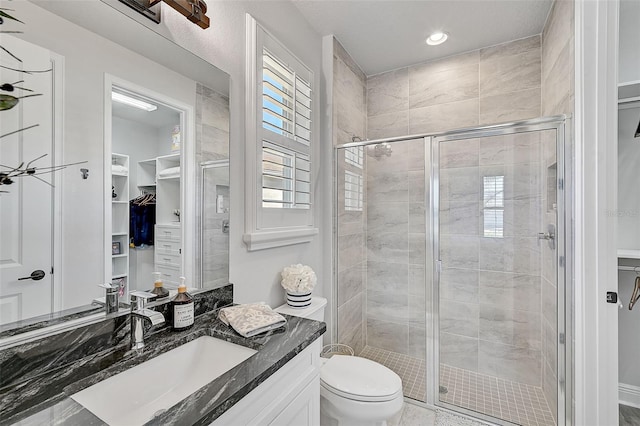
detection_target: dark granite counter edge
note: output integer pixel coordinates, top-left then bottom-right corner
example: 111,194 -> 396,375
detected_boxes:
3,309 -> 325,426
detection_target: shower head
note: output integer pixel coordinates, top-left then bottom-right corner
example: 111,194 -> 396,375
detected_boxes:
369,143 -> 392,158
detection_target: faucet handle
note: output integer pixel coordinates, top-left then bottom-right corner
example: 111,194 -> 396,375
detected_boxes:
98,282 -> 119,291
130,291 -> 158,310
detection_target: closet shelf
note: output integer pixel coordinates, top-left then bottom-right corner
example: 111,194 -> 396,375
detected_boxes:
112,232 -> 128,236
112,200 -> 128,204
618,249 -> 640,259
112,254 -> 127,258
111,273 -> 127,279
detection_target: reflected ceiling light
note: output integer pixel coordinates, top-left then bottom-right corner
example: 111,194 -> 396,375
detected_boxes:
426,31 -> 449,46
111,91 -> 157,112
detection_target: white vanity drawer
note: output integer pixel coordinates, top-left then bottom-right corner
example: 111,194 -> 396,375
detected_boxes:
155,253 -> 181,269
156,265 -> 181,286
155,240 -> 181,256
155,224 -> 181,242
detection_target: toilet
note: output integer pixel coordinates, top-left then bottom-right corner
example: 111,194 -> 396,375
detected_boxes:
275,297 -> 404,426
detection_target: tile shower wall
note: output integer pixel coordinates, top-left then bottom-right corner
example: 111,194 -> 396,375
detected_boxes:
541,0 -> 573,420
364,35 -> 543,363
439,132 -> 544,387
333,38 -> 368,355
367,36 -> 542,140
196,83 -> 230,287
365,140 -> 427,358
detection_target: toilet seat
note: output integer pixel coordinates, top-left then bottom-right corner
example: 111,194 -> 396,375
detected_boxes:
320,355 -> 402,403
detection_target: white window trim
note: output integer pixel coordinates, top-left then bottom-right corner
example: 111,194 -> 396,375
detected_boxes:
243,14 -> 318,251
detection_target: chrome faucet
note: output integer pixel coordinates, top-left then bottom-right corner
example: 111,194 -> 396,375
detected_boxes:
98,282 -> 120,314
130,291 -> 165,350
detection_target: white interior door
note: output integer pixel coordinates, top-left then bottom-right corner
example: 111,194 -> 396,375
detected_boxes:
0,36 -> 54,325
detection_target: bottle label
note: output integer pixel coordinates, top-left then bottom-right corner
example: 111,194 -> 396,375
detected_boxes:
174,302 -> 194,328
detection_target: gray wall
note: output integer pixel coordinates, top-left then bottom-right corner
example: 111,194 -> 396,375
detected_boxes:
541,0 -> 574,419
363,35 -> 543,364
334,38 -> 368,355
367,36 -> 542,140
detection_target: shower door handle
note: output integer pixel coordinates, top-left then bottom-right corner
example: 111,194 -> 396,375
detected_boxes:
538,224 -> 556,249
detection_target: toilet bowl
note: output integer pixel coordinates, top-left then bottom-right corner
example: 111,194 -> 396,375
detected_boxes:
275,298 -> 404,426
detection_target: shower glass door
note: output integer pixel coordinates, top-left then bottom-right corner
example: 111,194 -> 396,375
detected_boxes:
433,123 -> 566,426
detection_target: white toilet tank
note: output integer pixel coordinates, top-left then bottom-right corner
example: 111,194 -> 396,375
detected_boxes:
274,297 -> 327,321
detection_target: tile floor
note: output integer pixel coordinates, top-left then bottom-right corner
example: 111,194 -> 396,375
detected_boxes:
360,345 -> 427,401
439,364 -> 555,426
359,346 -> 557,426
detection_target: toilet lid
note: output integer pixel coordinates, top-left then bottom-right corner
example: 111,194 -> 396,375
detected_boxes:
320,355 -> 402,402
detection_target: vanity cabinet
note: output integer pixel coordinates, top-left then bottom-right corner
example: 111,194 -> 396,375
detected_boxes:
212,338 -> 321,426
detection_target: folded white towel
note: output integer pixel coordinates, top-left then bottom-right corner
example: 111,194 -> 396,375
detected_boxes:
158,166 -> 180,177
218,303 -> 287,338
111,164 -> 128,175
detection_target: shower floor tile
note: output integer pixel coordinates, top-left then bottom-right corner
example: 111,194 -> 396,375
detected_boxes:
439,364 -> 556,426
359,346 -> 426,402
358,347 -> 556,426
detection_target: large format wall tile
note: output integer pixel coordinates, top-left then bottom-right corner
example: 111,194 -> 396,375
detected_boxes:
478,272 -> 541,312
367,232 -> 409,263
479,305 -> 541,350
367,201 -> 409,234
409,326 -> 427,359
367,317 -> 409,355
409,99 -> 479,134
367,171 -> 408,204
440,268 -> 479,304
409,55 -> 479,108
441,332 -> 478,372
338,293 -> 365,354
367,290 -> 409,323
366,261 -> 409,293
337,264 -> 364,306
479,36 -> 541,97
338,233 -> 364,271
367,111 -> 409,140
441,300 -> 480,338
368,68 -> 409,116
478,340 -> 541,385
479,88 -> 541,125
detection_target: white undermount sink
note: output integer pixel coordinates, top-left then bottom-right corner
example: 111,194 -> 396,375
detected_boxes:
71,336 -> 257,426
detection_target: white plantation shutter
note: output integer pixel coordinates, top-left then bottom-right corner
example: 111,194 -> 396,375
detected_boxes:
260,46 -> 313,210
244,15 -> 318,250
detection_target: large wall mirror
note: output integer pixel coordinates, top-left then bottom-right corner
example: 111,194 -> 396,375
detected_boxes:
0,0 -> 230,337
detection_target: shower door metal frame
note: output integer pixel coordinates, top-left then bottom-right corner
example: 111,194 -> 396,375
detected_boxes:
430,117 -> 570,426
333,115 -> 572,426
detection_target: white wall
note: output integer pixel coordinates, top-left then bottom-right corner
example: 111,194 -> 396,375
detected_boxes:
619,0 -> 640,84
99,1 -> 327,308
13,1 -> 197,310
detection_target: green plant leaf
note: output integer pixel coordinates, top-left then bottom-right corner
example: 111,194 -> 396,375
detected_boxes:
0,94 -> 19,111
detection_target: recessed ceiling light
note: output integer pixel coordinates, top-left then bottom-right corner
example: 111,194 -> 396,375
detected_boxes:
426,31 -> 449,46
112,91 -> 158,112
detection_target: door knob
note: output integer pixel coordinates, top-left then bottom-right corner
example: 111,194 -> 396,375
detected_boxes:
18,270 -> 46,281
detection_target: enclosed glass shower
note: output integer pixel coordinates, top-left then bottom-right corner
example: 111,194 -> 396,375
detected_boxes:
334,117 -> 569,426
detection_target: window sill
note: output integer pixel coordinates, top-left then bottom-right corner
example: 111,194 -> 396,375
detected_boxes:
243,227 -> 318,251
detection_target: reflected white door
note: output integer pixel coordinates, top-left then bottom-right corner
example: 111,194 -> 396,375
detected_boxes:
0,36 -> 54,325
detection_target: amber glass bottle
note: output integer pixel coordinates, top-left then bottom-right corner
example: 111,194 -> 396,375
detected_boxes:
170,277 -> 194,331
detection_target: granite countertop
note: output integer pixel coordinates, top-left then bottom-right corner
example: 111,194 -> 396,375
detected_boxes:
1,307 -> 326,426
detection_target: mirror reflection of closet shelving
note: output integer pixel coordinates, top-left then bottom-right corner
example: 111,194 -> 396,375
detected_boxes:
110,86 -> 182,294
111,153 -> 130,295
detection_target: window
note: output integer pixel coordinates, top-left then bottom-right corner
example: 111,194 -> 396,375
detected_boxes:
244,15 -> 318,250
345,146 -> 364,169
483,175 -> 504,237
344,171 -> 363,211
260,47 -> 312,209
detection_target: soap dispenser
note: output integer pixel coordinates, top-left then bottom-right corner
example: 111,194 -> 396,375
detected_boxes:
149,272 -> 170,299
170,277 -> 194,331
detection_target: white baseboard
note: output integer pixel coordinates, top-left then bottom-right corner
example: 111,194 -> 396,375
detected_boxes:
619,383 -> 640,409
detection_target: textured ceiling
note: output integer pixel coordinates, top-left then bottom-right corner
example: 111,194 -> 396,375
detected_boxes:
293,0 -> 553,76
